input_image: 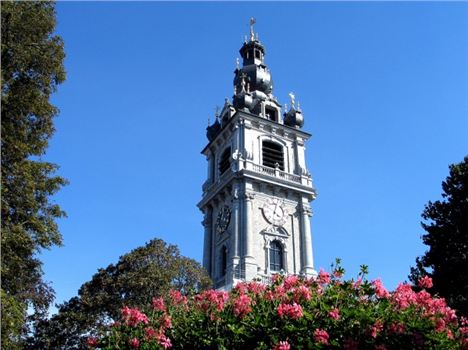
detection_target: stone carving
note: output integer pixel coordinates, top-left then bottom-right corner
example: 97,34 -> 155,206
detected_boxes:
216,206 -> 231,234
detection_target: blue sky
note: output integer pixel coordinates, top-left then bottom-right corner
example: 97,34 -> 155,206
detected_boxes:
43,2 -> 468,308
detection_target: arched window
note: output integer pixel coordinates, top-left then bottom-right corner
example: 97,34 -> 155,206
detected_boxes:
265,106 -> 278,122
262,141 -> 284,170
219,147 -> 231,175
269,241 -> 284,272
221,246 -> 227,277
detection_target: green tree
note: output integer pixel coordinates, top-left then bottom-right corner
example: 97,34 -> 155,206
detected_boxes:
1,1 -> 67,348
410,156 -> 468,316
27,239 -> 212,349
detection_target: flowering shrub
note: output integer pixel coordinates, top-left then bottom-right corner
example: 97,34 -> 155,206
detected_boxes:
93,262 -> 467,349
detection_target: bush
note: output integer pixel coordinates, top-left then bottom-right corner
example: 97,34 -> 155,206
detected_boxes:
92,262 -> 467,349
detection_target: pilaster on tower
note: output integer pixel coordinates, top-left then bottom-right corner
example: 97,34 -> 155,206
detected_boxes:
199,20 -> 317,290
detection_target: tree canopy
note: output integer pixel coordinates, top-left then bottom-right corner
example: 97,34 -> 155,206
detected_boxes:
1,1 -> 67,348
28,239 -> 212,349
410,156 -> 468,316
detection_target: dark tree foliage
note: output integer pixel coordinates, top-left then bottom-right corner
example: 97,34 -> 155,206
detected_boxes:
27,239 -> 212,349
1,1 -> 67,348
410,156 -> 468,316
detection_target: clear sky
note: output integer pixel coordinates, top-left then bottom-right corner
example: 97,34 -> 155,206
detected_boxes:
43,2 -> 468,308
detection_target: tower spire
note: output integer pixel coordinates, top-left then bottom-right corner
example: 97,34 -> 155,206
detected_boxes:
249,17 -> 256,41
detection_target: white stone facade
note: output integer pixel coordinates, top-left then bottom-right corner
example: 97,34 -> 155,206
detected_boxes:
198,111 -> 317,290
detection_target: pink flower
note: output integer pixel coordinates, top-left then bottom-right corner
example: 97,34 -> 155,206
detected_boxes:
388,322 -> 406,334
318,269 -> 331,284
246,281 -> 267,294
435,318 -> 446,333
157,334 -> 172,349
273,340 -> 291,350
353,278 -> 362,289
284,275 -> 300,290
328,308 -> 340,320
234,282 -> 248,295
271,274 -> 282,284
86,337 -> 98,347
313,328 -> 329,345
418,276 -> 433,289
195,290 -> 229,312
129,337 -> 140,349
145,327 -> 158,340
392,283 -> 417,310
292,285 -> 312,302
169,289 -> 187,306
375,345 -> 388,350
277,302 -> 304,319
121,306 -> 149,327
370,320 -> 383,338
372,278 -> 390,299
273,285 -> 287,302
265,290 -> 275,301
152,297 -> 166,312
160,314 -> 172,329
233,294 -> 253,318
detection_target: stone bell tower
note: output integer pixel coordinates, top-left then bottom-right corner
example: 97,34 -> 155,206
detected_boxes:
198,19 -> 317,290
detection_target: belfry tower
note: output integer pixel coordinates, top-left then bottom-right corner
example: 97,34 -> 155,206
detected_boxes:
198,19 -> 317,290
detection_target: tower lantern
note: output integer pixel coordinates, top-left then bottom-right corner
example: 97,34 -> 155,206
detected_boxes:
199,20 -> 317,290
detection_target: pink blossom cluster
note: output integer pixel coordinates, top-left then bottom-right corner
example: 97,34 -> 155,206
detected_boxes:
152,297 -> 166,312
318,269 -> 331,284
235,281 -> 267,295
372,278 -> 390,298
144,326 -> 172,349
291,285 -> 312,302
195,289 -> 229,312
233,294 -> 253,318
328,307 -> 340,320
369,320 -> 384,338
169,289 -> 188,306
272,340 -> 291,350
121,306 -> 149,327
418,275 -> 433,289
277,302 -> 303,319
97,269 -> 465,349
313,328 -> 329,345
129,337 -> 139,349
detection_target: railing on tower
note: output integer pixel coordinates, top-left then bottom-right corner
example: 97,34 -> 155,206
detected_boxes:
245,160 -> 306,185
202,160 -> 311,195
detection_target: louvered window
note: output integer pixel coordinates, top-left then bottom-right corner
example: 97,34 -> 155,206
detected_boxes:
262,141 -> 284,170
269,241 -> 283,272
219,147 -> 231,174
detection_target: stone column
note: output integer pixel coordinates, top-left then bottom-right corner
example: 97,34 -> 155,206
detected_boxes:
244,192 -> 255,258
243,191 -> 257,280
207,153 -> 214,183
202,207 -> 213,276
300,200 -> 316,277
230,184 -> 241,280
294,139 -> 305,174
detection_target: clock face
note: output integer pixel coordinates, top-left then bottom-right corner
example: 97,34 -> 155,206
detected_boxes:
262,198 -> 287,227
216,206 -> 231,234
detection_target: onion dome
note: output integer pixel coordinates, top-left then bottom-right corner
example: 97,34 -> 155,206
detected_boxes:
206,117 -> 221,141
283,93 -> 304,129
284,107 -> 304,129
